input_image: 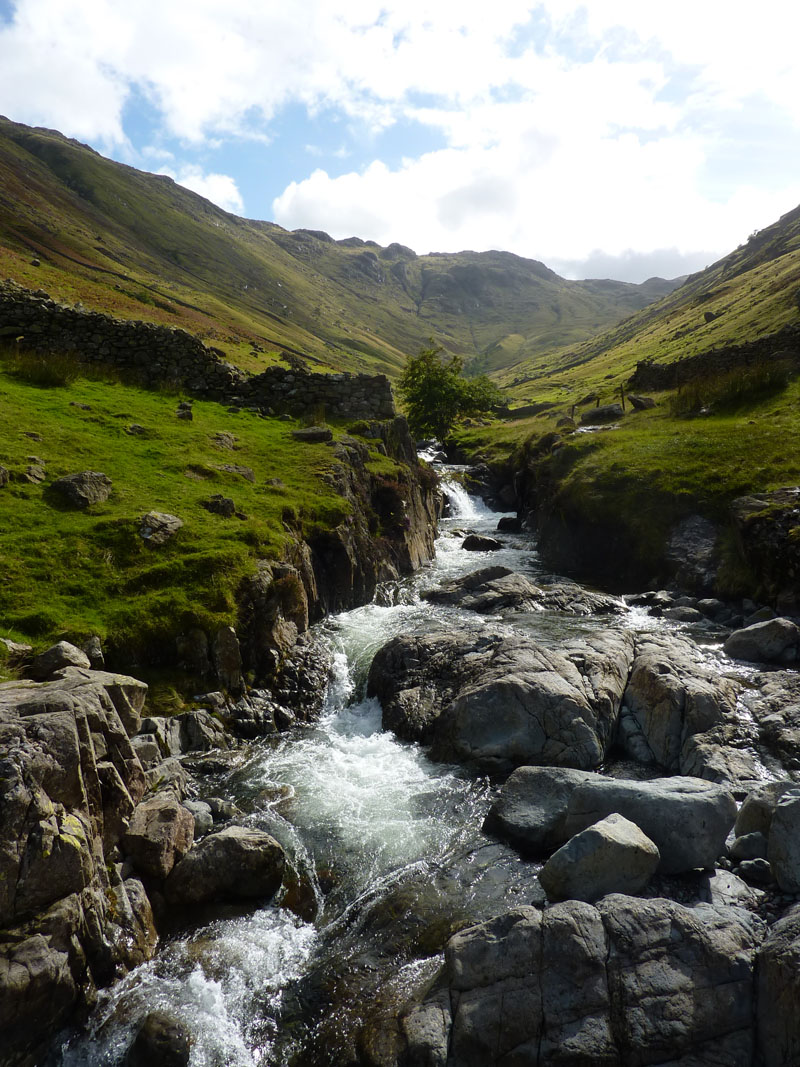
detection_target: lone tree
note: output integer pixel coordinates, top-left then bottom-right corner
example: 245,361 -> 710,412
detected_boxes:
397,341 -> 501,440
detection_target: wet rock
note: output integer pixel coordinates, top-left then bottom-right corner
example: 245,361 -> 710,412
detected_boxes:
50,470 -> 112,508
127,1010 -> 191,1066
28,639 -> 91,680
756,905 -> 800,1066
461,533 -> 503,551
724,617 -> 800,664
165,826 -> 285,906
122,793 -> 195,880
139,510 -> 183,545
619,632 -> 740,771
496,515 -> 522,533
740,673 -> 800,768
539,812 -> 660,903
369,628 -> 634,772
485,766 -> 736,873
422,567 -> 625,617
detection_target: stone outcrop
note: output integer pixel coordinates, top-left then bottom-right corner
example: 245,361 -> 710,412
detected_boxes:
484,766 -> 736,873
401,896 -> 763,1066
0,668 -> 157,1065
368,627 -> 634,772
421,566 -> 625,617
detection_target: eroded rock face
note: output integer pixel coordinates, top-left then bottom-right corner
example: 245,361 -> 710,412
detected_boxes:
0,669 -> 156,1065
368,628 -> 634,772
484,766 -> 736,874
402,896 -> 763,1067
421,566 -> 625,617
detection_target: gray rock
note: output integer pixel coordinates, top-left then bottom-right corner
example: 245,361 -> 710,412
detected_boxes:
666,514 -> 720,592
663,605 -> 705,622
0,636 -> 33,663
165,826 -> 284,905
627,394 -> 656,410
212,462 -> 255,482
539,812 -> 660,902
698,868 -> 765,910
485,766 -> 736,873
619,632 -> 739,771
200,493 -> 236,517
369,627 -> 634,772
724,617 -> 800,664
291,425 -> 333,442
461,534 -> 503,551
735,780 -> 798,837
756,905 -> 800,1066
0,464 -> 9,487
139,510 -> 183,545
28,640 -> 91,680
403,896 -> 762,1066
768,789 -> 800,892
182,799 -> 213,837
144,756 -> 189,799
421,567 -> 624,617
82,634 -> 105,669
122,793 -> 194,880
212,625 -> 244,694
50,470 -> 112,508
737,858 -> 774,885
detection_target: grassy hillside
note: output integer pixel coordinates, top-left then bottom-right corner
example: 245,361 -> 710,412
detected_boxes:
0,349 -> 398,668
0,116 -> 675,379
497,203 -> 800,407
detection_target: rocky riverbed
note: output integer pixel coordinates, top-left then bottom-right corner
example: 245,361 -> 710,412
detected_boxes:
3,472 -> 800,1066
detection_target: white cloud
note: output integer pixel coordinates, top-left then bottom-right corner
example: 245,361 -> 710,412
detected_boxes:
2,0 -> 800,276
158,165 -> 245,215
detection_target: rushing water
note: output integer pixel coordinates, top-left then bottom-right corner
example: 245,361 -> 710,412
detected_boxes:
56,469 -> 769,1065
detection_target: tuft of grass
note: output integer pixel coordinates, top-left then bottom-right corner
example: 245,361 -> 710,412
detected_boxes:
5,347 -> 80,387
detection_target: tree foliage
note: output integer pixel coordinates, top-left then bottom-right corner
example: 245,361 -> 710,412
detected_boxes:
397,342 -> 502,439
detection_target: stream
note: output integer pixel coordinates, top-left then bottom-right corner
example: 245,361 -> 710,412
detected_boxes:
56,469 -> 766,1066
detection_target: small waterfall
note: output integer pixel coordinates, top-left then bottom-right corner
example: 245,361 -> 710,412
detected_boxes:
440,472 -> 491,520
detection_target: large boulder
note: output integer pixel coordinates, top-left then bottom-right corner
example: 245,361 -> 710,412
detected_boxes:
735,780 -> 798,838
139,511 -> 183,546
127,1011 -> 191,1067
539,813 -> 660,903
368,628 -> 634,772
757,906 -> 800,1066
164,826 -> 285,906
50,470 -> 112,508
402,896 -> 763,1066
724,617 -> 800,664
484,766 -> 736,873
619,632 -> 740,771
27,639 -> 91,680
122,793 -> 195,880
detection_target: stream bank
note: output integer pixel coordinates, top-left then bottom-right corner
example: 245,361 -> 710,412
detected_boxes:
3,470 -> 800,1066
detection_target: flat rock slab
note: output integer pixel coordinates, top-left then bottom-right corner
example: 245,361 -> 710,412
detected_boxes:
421,566 -> 625,617
484,766 -> 736,873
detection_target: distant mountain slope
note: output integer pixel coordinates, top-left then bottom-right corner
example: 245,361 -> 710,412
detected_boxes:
0,116 -> 676,377
498,201 -> 800,402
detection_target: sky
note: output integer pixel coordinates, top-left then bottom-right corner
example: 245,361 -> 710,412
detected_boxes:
1,1 -> 799,282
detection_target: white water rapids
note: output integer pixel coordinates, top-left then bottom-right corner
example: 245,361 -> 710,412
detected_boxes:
55,470 -> 763,1066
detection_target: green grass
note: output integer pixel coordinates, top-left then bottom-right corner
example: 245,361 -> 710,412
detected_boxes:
0,355 -> 363,661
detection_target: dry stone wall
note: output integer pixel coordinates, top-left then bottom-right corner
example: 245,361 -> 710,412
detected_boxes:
0,278 -> 395,419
